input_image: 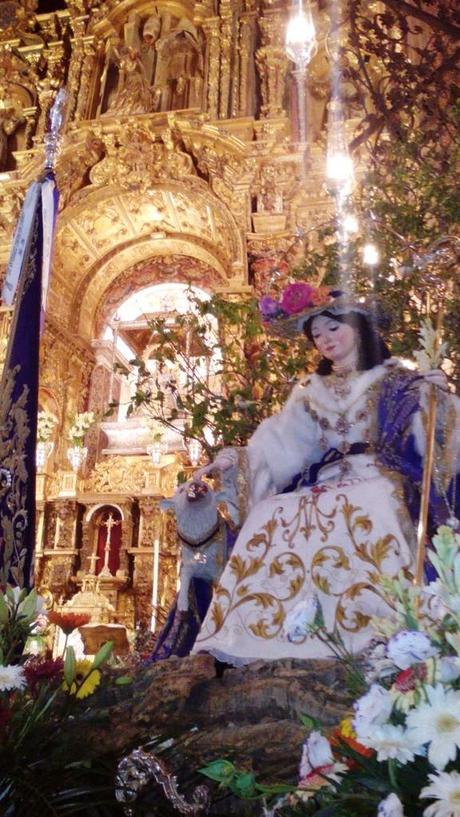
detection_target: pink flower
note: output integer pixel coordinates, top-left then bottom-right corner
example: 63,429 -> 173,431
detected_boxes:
280,283 -> 315,315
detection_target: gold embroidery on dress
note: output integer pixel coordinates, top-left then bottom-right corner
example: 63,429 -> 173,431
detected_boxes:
202,505 -> 306,641
201,488 -> 411,643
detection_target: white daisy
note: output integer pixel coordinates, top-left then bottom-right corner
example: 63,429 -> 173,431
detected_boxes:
421,770 -> 460,817
406,685 -> 460,770
353,683 -> 393,739
360,724 -> 419,764
0,664 -> 27,692
378,792 -> 405,817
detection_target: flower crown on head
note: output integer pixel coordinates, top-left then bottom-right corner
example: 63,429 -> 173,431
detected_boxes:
259,282 -> 373,338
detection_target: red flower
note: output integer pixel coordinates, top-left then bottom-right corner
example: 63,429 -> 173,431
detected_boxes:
48,611 -> 91,634
24,656 -> 64,694
394,664 -> 426,692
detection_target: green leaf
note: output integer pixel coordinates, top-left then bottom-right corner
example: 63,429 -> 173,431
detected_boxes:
255,783 -> 294,795
64,645 -> 76,686
91,640 -> 113,669
299,713 -> 320,731
230,772 -> 257,798
0,592 -> 9,625
198,759 -> 236,782
17,588 -> 38,621
114,675 -> 133,685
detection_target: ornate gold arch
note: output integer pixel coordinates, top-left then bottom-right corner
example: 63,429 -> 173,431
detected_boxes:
94,254 -> 222,336
52,180 -> 245,341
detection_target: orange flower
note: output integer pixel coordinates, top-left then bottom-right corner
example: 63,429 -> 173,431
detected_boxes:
48,611 -> 91,635
330,720 -> 374,768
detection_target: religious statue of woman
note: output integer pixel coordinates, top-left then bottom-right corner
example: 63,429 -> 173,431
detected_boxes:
108,45 -> 153,115
188,284 -> 459,666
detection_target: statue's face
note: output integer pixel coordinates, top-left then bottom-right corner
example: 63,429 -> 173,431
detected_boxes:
310,314 -> 357,365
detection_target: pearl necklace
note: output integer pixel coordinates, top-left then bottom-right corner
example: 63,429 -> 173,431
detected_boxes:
327,366 -> 358,399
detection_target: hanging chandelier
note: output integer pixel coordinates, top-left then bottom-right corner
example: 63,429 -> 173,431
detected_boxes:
285,0 -> 317,69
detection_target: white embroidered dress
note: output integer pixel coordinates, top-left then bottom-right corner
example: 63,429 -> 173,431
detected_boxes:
193,360 -> 421,665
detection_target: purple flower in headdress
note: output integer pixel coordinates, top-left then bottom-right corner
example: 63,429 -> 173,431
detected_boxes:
259,296 -> 282,320
280,282 -> 315,315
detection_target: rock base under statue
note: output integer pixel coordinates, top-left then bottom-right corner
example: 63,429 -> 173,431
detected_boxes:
90,654 -> 353,813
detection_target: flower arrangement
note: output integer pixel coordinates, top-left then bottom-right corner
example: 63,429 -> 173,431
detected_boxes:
37,409 -> 58,442
199,525 -> 460,817
258,282 -> 334,323
68,410 -> 95,447
0,584 -> 129,813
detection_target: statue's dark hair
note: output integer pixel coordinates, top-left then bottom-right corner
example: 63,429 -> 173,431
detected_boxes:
303,310 -> 391,375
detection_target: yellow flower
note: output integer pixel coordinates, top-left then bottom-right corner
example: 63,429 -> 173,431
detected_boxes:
339,717 -> 356,739
63,659 -> 101,699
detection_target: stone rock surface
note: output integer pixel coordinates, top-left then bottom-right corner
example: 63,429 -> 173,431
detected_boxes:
93,654 -> 354,813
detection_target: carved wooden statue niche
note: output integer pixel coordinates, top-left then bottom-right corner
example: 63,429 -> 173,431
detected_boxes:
154,25 -> 204,112
93,506 -> 122,578
98,10 -> 162,116
0,70 -> 36,171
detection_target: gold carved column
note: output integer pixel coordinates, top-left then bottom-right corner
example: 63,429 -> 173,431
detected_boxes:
36,41 -> 65,136
256,11 -> 289,118
116,500 -> 134,580
238,10 -> 258,117
74,38 -> 101,121
65,8 -> 88,123
132,498 -> 163,630
219,0 -> 233,119
202,17 -> 221,119
37,499 -> 79,599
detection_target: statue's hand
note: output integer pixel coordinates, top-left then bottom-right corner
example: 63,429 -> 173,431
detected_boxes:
193,463 -> 217,480
424,369 -> 449,391
193,449 -> 237,481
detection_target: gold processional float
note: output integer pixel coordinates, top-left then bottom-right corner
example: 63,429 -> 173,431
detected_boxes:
0,0 -> 454,653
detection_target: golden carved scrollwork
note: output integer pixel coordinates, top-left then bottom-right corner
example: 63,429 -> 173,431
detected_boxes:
88,123 -> 194,191
82,455 -> 181,496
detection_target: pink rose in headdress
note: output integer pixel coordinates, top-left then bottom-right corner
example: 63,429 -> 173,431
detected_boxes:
280,282 -> 315,315
259,296 -> 282,320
